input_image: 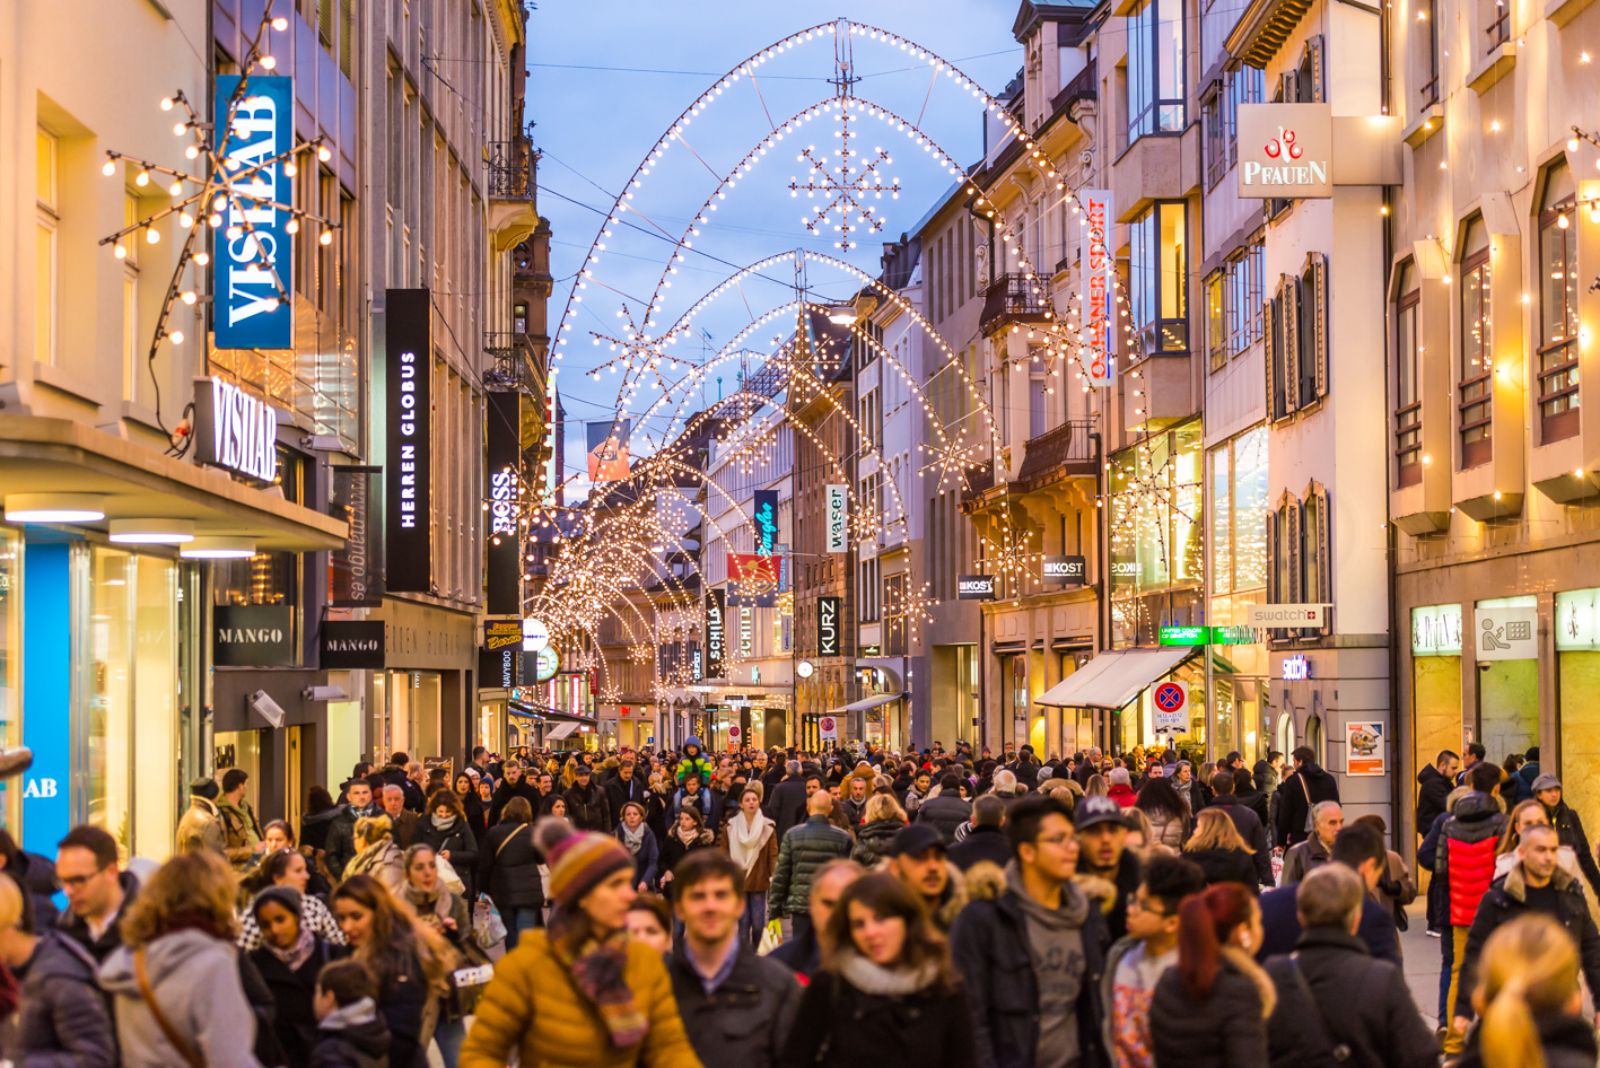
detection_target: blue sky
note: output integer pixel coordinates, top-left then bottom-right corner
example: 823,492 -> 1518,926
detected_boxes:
527,1 -> 1025,486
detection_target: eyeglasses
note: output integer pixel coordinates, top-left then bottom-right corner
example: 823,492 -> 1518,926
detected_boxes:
60,864 -> 112,889
1128,894 -> 1170,918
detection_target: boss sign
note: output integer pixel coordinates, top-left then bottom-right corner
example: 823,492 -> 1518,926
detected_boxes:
214,75 -> 293,348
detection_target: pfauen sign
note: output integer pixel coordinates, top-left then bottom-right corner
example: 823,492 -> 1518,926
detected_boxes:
1237,104 -> 1333,199
213,75 -> 294,349
193,376 -> 279,484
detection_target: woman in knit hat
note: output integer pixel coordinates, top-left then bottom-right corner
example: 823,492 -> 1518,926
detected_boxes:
459,819 -> 699,1067
245,884 -> 344,1064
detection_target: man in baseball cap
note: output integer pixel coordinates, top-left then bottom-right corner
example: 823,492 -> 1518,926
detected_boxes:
1075,794 -> 1140,940
886,823 -> 966,933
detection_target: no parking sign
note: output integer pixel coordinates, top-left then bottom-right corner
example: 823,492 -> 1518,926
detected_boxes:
819,715 -> 838,742
1152,680 -> 1189,733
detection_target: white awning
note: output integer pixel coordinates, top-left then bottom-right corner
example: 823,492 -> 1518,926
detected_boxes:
545,722 -> 580,740
830,692 -> 906,714
1034,647 -> 1195,710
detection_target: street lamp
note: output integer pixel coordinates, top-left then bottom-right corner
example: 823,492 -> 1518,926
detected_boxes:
825,304 -> 857,326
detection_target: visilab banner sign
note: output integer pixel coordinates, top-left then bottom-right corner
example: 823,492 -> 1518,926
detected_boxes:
213,75 -> 294,349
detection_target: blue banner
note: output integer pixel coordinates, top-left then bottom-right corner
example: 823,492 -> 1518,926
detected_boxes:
214,74 -> 293,349
21,544 -> 71,857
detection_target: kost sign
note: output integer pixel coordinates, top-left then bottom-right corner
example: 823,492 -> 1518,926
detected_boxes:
957,575 -> 996,601
1237,104 -> 1333,199
214,75 -> 293,349
385,289 -> 432,592
193,376 -> 279,484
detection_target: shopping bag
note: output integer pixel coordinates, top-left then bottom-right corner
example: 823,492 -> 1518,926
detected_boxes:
757,918 -> 783,956
473,894 -> 508,951
449,962 -> 495,1019
436,853 -> 467,895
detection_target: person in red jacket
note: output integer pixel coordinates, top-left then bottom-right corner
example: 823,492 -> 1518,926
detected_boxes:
1434,784 -> 1507,1056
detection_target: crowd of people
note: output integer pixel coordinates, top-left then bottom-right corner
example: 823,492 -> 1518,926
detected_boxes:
0,735 -> 1592,1066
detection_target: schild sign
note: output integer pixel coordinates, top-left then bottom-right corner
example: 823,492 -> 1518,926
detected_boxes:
1237,103 -> 1333,199
320,620 -> 385,670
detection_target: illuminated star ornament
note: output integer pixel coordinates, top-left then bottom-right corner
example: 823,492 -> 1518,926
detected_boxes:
885,579 -> 937,644
919,433 -> 982,490
96,0 -> 340,445
788,105 -> 900,250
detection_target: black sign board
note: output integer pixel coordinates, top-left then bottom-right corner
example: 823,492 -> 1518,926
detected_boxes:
1043,555 -> 1087,586
479,645 -> 518,690
485,391 -> 522,615
385,289 -> 433,592
320,620 -> 385,670
957,575 -> 996,600
705,590 -> 726,679
329,466 -> 383,606
484,619 -> 521,652
214,605 -> 294,667
818,595 -> 841,656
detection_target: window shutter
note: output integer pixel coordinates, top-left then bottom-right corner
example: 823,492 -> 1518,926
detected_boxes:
1266,508 -> 1280,603
1287,499 -> 1304,605
1280,72 -> 1299,103
1307,37 -> 1327,102
1282,276 -> 1301,415
1315,483 -> 1332,634
1263,293 -> 1278,420
1312,252 -> 1329,400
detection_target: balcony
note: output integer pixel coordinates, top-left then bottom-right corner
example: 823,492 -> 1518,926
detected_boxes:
1015,418 -> 1098,490
980,273 -> 1053,336
487,137 -> 540,252
1051,65 -> 1096,117
483,331 -> 542,394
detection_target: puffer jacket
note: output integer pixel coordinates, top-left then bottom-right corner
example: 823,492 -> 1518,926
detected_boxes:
458,929 -> 700,1068
10,928 -> 117,1066
851,818 -> 904,866
1455,1011 -> 1599,1068
564,780 -> 614,833
99,927 -> 263,1068
1151,947 -> 1274,1067
1434,791 -> 1506,927
913,792 -> 972,845
767,815 -> 853,920
477,820 -> 544,910
1144,806 -> 1188,850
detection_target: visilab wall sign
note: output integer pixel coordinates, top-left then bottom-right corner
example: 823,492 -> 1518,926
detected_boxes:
193,376 -> 280,484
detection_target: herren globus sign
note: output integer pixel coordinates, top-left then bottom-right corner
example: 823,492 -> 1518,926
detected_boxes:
1236,104 -> 1333,199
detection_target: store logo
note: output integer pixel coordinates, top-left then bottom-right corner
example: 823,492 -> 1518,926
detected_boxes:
1237,104 -> 1332,199
818,596 -> 841,656
957,575 -> 996,600
22,778 -> 58,799
214,75 -> 293,348
215,606 -> 295,667
219,626 -> 285,644
1080,189 -> 1114,387
825,485 -> 848,553
194,376 -> 279,484
1242,126 -> 1327,186
386,289 -> 433,593
396,351 -> 422,529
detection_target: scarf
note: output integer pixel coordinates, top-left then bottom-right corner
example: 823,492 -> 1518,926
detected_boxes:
674,824 -> 703,848
619,822 -> 647,856
430,812 -> 458,832
726,811 -> 774,875
400,882 -> 452,929
837,949 -> 942,996
319,996 -> 379,1034
554,927 -> 648,1048
263,924 -> 318,970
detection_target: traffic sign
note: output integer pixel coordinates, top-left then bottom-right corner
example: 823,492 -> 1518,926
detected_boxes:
819,715 -> 838,741
729,725 -> 741,739
1152,681 -> 1188,733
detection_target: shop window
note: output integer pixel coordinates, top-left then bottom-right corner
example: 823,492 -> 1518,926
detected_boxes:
1209,427 -> 1269,597
1108,420 -> 1204,646
1537,161 -> 1579,442
1265,253 -> 1329,421
1127,0 -> 1186,141
1227,243 -> 1265,358
1459,218 -> 1493,467
1130,201 -> 1188,356
1205,271 -> 1226,370
859,556 -> 880,623
1394,260 -> 1423,486
1412,0 -> 1440,107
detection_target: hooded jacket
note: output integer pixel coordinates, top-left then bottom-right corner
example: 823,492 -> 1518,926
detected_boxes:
1151,946 -> 1274,1068
1435,791 -> 1507,927
99,927 -> 263,1068
9,928 -> 117,1066
308,996 -> 392,1068
1415,764 -> 1453,836
675,737 -> 714,787
1457,860 -> 1600,1022
564,778 -> 615,833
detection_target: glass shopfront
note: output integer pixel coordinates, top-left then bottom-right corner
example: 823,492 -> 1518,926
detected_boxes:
373,670 -> 443,765
1110,419 -> 1204,648
1206,427 -> 1269,765
1556,589 -> 1600,863
1475,595 -> 1539,759
1410,603 -> 1463,801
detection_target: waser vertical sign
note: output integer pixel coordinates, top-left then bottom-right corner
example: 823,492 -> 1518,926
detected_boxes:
1080,189 -> 1114,388
386,290 -> 432,592
214,75 -> 293,349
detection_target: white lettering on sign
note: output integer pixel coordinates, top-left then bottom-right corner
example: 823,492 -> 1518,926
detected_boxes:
218,627 -> 285,643
325,639 -> 380,652
490,469 -> 516,536
1236,104 -> 1333,199
222,94 -> 284,330
201,376 -> 279,483
1282,654 -> 1311,681
22,778 -> 58,799
398,350 -> 419,530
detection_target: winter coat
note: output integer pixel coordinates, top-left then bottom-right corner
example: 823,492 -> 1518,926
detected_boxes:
778,960 -> 976,1068
56,869 -> 138,964
1143,806 -> 1189,850
618,823 -> 662,890
343,840 -> 405,893
675,738 -> 714,787
1458,862 -> 1600,1022
949,825 -> 1014,872
605,773 -> 651,822
457,928 -> 700,1068
1257,883 -> 1401,964
7,851 -> 61,929
563,780 -> 614,832
1542,798 -> 1600,898
1274,762 -> 1339,848
1263,926 -> 1438,1068
1278,834 -> 1332,886
914,792 -> 972,845
1107,784 -> 1137,809
767,816 -> 854,920
765,777 -> 809,839
248,938 -> 345,1065
478,820 -> 545,911
1435,791 -> 1507,927
721,819 -> 779,893
176,794 -> 229,857
669,945 -> 801,1067
1233,784 -> 1270,829
323,806 -> 376,881
1184,846 -> 1261,891
8,928 -> 117,1066
367,949 -> 433,1068
948,869 -> 1110,1068
382,808 -> 421,849
1208,796 -> 1274,886
1455,1011 -> 1599,1068
851,818 -> 905,866
486,780 -> 540,828
99,927 -> 263,1068
300,805 -> 344,854
1415,764 -> 1453,836
1151,947 -> 1273,1068
671,787 -> 723,831
306,1000 -> 391,1068
660,825 -> 716,887
419,817 -> 479,899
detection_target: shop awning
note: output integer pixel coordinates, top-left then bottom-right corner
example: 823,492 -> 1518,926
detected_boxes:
545,722 -> 580,741
0,415 -> 346,551
830,692 -> 907,714
508,701 -> 596,726
1034,647 -> 1196,710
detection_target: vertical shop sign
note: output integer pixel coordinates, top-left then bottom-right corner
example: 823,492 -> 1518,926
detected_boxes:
825,485 -> 848,553
752,490 -> 779,556
485,391 -> 521,615
704,590 -> 726,679
213,75 -> 294,348
818,596 -> 841,656
385,289 -> 432,592
329,466 -> 383,606
1080,188 -> 1114,387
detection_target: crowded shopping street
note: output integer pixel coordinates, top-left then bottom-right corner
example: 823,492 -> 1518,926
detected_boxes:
4,0 -> 1600,1063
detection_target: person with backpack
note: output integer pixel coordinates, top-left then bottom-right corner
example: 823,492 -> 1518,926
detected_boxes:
1274,747 -> 1340,850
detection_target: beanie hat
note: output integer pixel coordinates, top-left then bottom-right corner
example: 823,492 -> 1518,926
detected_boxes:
535,818 -> 634,909
190,777 -> 220,801
251,884 -> 303,920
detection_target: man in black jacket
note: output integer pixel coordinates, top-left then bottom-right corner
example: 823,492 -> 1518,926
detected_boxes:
604,755 -> 649,821
951,794 -> 1110,1068
1415,749 -> 1459,840
1275,745 -> 1340,848
324,778 -> 377,879
54,825 -> 136,965
763,760 -> 808,839
1531,772 -> 1600,900
914,774 -> 972,845
563,764 -> 613,832
950,795 -> 1013,872
1076,796 -> 1141,941
1264,865 -> 1438,1068
1453,823 -> 1600,1035
668,851 -> 799,1067
1206,769 -> 1274,887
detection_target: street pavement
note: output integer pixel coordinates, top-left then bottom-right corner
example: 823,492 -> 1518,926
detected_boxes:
1399,902 -> 1443,1030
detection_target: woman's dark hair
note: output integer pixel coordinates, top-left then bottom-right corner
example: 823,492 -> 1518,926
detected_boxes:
317,958 -> 377,1007
1176,883 -> 1257,999
626,891 -> 672,933
1135,777 -> 1188,821
262,819 -> 294,845
453,773 -> 473,794
500,796 -> 534,825
675,804 -> 705,829
241,847 -> 302,897
822,872 -> 954,991
0,830 -> 23,869
307,786 -> 336,816
427,790 -> 464,819
331,874 -> 453,993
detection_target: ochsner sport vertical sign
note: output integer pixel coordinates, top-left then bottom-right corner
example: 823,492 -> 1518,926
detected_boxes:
214,75 -> 293,349
1080,188 -> 1114,388
386,290 -> 432,592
